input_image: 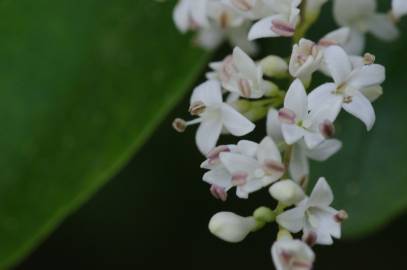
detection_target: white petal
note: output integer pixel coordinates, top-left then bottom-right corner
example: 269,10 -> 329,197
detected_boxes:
306,139 -> 342,161
257,136 -> 282,163
173,0 -> 190,33
233,47 -> 258,79
190,80 -> 223,106
284,79 -> 308,120
276,205 -> 306,233
323,45 -> 352,85
196,117 -> 223,155
308,177 -> 334,207
190,0 -> 209,27
303,131 -> 325,149
266,108 -> 284,144
236,140 -> 258,157
203,167 -> 233,189
348,64 -> 385,90
195,27 -> 224,50
333,0 -> 376,27
248,15 -> 282,40
220,152 -> 259,174
238,179 -> 265,197
360,86 -> 383,102
282,124 -> 306,145
289,143 -> 310,183
308,83 -> 337,111
310,208 -> 341,244
342,91 -> 376,131
322,27 -> 351,46
393,0 -> 407,18
221,104 -> 255,136
367,14 -> 399,41
342,29 -> 366,55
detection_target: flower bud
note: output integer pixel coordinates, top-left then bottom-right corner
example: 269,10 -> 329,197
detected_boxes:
269,180 -> 305,206
260,55 -> 288,78
208,212 -> 256,243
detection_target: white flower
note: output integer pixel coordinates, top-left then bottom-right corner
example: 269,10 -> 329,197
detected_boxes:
277,177 -> 343,245
201,140 -> 259,201
188,80 -> 255,154
333,0 -> 399,54
173,0 -> 209,33
289,39 -> 323,83
278,79 -> 337,149
393,0 -> 407,19
248,0 -> 301,40
224,0 -> 276,20
308,45 -> 385,131
272,239 -> 315,270
207,47 -> 269,98
212,136 -> 284,199
269,179 -> 305,206
209,211 -> 257,243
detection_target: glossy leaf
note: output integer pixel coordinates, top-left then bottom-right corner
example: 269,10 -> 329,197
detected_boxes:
0,0 -> 209,267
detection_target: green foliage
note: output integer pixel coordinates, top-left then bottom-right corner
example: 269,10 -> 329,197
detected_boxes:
0,0 -> 209,267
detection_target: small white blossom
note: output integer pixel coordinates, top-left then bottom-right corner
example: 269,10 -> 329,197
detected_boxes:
173,0 -> 209,33
188,80 -> 255,154
269,179 -> 305,206
308,45 -> 385,131
207,47 -> 269,98
333,0 -> 399,54
272,239 -> 315,270
211,136 -> 284,199
289,39 -> 323,83
278,79 -> 337,149
209,211 -> 257,243
248,0 -> 301,40
277,177 -> 343,245
392,0 -> 407,19
201,140 -> 259,201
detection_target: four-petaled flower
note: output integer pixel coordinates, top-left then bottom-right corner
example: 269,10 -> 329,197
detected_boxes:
277,177 -> 343,245
308,45 -> 385,131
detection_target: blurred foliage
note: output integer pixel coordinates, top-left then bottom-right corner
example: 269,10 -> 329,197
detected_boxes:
0,0 -> 208,267
0,0 -> 406,268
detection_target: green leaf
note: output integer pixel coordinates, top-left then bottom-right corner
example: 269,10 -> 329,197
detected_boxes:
0,0 -> 209,267
312,31 -> 407,237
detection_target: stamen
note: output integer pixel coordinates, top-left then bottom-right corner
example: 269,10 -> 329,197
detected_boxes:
231,0 -> 253,11
189,101 -> 206,116
278,108 -> 296,124
210,185 -> 228,202
271,20 -> 295,37
363,53 -> 375,65
172,118 -> 187,132
318,39 -> 337,47
303,231 -> 317,246
207,145 -> 231,165
219,12 -> 229,29
334,210 -> 349,223
231,171 -> 248,186
238,79 -> 252,98
319,120 -> 335,138
262,160 -> 285,176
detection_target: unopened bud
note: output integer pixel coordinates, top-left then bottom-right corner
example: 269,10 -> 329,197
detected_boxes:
209,212 -> 257,243
334,210 -> 349,223
303,231 -> 317,246
269,180 -> 305,206
172,118 -> 187,133
260,55 -> 288,78
319,120 -> 335,138
363,53 -> 375,65
189,101 -> 206,115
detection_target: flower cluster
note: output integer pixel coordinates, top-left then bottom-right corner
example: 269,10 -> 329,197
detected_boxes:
171,0 -> 406,269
